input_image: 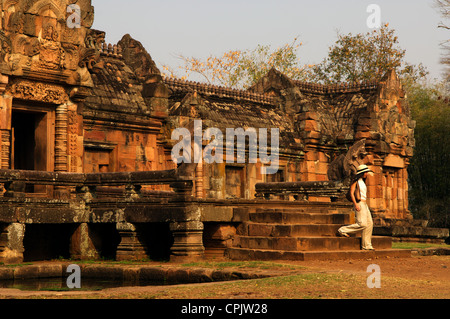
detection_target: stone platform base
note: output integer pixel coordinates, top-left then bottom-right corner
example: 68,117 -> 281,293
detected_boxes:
227,247 -> 412,261
373,218 -> 449,244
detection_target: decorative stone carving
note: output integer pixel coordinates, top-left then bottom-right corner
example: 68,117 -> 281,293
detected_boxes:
327,139 -> 367,182
6,79 -> 68,104
1,130 -> 11,169
67,104 -> 79,173
0,31 -> 12,64
85,29 -> 105,51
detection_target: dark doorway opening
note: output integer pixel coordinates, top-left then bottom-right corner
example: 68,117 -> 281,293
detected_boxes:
23,224 -> 77,262
11,111 -> 38,171
88,224 -> 121,260
11,110 -> 49,193
136,223 -> 173,261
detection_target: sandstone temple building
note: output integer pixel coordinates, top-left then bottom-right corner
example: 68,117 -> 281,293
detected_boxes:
0,1 -> 446,263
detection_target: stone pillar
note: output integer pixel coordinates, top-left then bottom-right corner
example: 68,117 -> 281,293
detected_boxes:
0,74 -> 12,170
397,168 -> 408,219
116,222 -> 147,261
70,223 -> 100,260
403,164 -> 412,219
393,169 -> 399,218
67,103 -> 81,173
169,220 -> 204,262
0,223 -> 25,264
0,129 -> 10,169
195,161 -> 203,198
54,103 -> 69,199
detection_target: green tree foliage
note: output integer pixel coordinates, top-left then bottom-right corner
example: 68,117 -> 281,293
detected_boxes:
310,24 -> 428,84
407,81 -> 450,229
404,1 -> 449,232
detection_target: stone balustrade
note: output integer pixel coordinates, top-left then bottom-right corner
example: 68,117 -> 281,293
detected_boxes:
255,180 -> 348,202
0,168 -> 191,199
0,169 -> 199,263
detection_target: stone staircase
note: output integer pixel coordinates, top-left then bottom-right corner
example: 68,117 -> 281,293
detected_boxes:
227,207 -> 412,261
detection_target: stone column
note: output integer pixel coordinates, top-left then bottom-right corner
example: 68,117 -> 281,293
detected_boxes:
168,179 -> 204,261
169,220 -> 204,262
0,129 -> 10,169
195,161 -> 203,198
70,223 -> 100,260
0,92 -> 11,195
116,222 -> 147,261
54,103 -> 69,199
368,158 -> 385,220
0,74 -> 11,170
393,169 -> 399,218
0,223 -> 25,264
402,163 -> 412,219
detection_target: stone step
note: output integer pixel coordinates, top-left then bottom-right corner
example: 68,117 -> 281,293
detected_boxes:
374,226 -> 450,239
243,222 -> 342,237
374,218 -> 429,227
227,247 -> 412,261
247,211 -> 353,225
235,236 -> 392,251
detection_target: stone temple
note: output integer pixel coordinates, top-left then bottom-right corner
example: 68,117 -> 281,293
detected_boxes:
0,1 -> 447,263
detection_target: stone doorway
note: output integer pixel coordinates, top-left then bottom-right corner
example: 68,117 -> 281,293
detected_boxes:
10,105 -> 55,194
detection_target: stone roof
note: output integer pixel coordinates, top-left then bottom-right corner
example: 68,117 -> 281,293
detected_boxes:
81,36 -> 408,155
299,87 -> 378,143
167,89 -> 303,154
164,71 -> 381,150
83,45 -> 153,124
164,77 -> 277,105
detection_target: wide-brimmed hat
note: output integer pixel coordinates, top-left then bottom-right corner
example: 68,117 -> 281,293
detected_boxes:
356,164 -> 373,175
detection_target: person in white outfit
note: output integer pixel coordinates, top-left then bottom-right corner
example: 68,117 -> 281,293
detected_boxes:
338,164 -> 374,250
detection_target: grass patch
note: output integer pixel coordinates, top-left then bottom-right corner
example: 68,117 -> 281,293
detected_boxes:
392,242 -> 449,250
180,260 -> 304,270
0,262 -> 33,268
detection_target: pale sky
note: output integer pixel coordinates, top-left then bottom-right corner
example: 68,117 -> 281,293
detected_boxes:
91,0 -> 448,82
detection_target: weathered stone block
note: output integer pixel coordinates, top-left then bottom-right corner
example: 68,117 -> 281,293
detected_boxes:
383,154 -> 404,168
139,267 -> 166,283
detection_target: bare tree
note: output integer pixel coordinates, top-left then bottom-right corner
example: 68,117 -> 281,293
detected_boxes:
435,0 -> 450,84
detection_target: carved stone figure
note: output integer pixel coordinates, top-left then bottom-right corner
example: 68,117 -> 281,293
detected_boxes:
327,139 -> 367,182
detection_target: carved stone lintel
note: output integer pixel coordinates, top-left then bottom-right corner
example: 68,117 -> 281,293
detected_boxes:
7,79 -> 69,104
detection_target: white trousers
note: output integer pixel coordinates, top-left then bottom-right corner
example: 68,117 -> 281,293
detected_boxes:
338,201 -> 374,249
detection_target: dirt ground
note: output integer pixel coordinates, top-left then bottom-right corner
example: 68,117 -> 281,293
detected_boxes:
0,254 -> 448,300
